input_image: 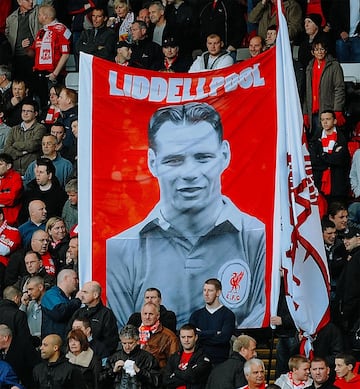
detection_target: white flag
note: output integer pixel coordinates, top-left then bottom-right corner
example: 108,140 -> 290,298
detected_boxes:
272,0 -> 331,356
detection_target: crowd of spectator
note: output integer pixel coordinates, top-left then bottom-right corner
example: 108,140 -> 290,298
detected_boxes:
0,0 -> 359,388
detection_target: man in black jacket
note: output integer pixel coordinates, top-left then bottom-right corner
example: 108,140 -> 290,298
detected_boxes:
309,357 -> 339,389
334,226 -> 360,351
162,323 -> 212,389
75,7 -> 116,62
33,334 -> 86,388
0,324 -> 39,389
205,334 -> 257,389
69,280 -> 119,354
129,21 -> 162,70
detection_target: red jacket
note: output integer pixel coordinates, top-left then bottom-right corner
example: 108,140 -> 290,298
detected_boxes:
0,220 -> 21,266
0,168 -> 23,226
335,374 -> 360,388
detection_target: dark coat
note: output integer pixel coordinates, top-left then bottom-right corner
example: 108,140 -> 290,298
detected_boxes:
5,334 -> 40,389
205,352 -> 247,389
165,2 -> 199,56
329,0 -> 355,38
4,247 -> 27,288
69,300 -> 119,354
162,346 -> 212,389
22,177 -> 68,223
48,235 -> 70,271
130,38 -> 163,70
75,24 -> 117,62
309,130 -> 350,198
334,246 -> 360,332
198,0 -> 246,49
0,298 -> 32,341
303,56 -> 345,127
33,355 -> 87,389
102,345 -> 160,388
313,322 -> 344,369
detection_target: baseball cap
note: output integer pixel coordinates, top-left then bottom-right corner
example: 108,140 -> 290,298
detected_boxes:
117,41 -> 132,49
162,36 -> 178,47
344,227 -> 360,239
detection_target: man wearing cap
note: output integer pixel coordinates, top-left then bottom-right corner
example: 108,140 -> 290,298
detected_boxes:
334,226 -> 360,349
298,13 -> 334,70
115,40 -> 132,66
156,36 -> 191,72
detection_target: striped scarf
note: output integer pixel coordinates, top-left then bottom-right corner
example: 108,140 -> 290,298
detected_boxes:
138,320 -> 160,347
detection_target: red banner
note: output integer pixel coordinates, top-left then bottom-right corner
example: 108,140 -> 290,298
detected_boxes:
79,50 -> 278,329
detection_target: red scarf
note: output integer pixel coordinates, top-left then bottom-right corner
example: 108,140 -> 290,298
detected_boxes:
138,320 -> 160,346
312,60 -> 325,113
321,129 -> 337,195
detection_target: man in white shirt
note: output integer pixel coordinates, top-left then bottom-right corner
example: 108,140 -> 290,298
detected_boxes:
189,33 -> 233,72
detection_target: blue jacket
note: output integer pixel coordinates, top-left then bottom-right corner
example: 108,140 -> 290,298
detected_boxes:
0,360 -> 24,389
41,285 -> 81,340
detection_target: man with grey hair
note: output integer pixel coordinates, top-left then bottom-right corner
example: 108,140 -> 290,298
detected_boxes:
103,324 -> 160,387
62,178 -> 78,230
240,358 -> 266,389
68,280 -> 119,354
139,301 -> 179,368
206,334 -> 257,389
41,268 -> 81,340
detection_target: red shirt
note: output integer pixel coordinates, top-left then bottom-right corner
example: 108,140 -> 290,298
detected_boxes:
33,20 -> 71,73
177,351 -> 193,389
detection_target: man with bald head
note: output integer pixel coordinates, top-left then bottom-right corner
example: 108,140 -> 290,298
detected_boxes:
31,229 -> 56,276
41,269 -> 82,340
69,280 -> 119,354
18,199 -> 47,248
4,228 -> 55,290
33,334 -> 86,388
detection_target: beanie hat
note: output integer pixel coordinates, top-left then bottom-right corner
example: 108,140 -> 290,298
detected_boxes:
305,13 -> 322,29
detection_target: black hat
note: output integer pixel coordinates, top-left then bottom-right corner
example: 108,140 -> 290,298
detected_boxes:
117,40 -> 131,49
162,36 -> 178,47
305,13 -> 322,29
344,227 -> 360,239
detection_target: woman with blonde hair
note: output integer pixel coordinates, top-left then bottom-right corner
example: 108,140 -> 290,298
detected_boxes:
108,0 -> 134,42
46,216 -> 69,270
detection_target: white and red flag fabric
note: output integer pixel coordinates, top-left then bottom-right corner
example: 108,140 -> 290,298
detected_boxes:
271,0 -> 330,355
